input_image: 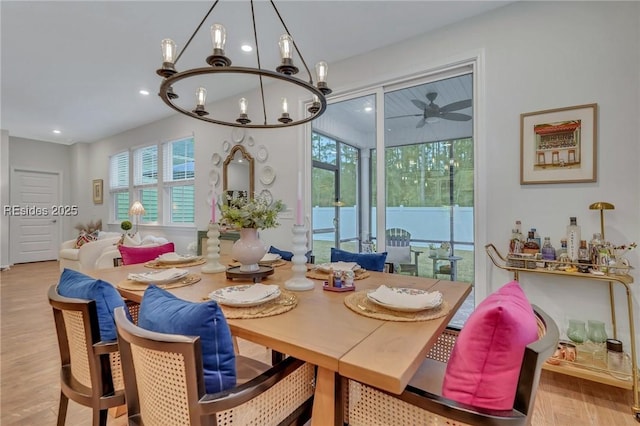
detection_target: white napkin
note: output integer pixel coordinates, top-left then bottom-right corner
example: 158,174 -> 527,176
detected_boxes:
317,261 -> 359,272
260,253 -> 281,262
369,285 -> 442,310
157,252 -> 181,261
218,284 -> 279,303
128,268 -> 188,283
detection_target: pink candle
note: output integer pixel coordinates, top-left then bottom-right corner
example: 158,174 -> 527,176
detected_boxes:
211,192 -> 216,223
296,171 -> 303,225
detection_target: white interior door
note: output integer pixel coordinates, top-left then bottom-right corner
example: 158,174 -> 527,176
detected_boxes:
9,169 -> 61,263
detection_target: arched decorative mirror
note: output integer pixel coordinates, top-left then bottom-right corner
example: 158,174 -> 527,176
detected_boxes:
223,144 -> 255,201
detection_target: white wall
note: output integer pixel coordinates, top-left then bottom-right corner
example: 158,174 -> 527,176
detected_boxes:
1,130 -> 9,268
6,2 -> 637,351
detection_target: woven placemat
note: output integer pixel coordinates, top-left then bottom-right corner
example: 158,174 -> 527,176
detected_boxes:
228,259 -> 287,268
117,274 -> 201,291
343,291 -> 450,322
144,257 -> 206,269
212,289 -> 298,319
305,269 -> 370,281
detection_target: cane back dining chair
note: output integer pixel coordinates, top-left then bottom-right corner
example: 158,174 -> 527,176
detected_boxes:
343,304 -> 559,426
113,307 -> 315,425
385,228 -> 422,276
48,285 -> 140,426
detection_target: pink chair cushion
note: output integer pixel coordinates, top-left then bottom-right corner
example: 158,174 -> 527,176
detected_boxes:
442,280 -> 538,410
118,242 -> 175,265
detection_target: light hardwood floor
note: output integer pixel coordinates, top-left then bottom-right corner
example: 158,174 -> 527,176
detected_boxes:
1,261 -> 636,425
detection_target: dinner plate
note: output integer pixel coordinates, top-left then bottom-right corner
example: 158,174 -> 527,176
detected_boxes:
231,128 -> 245,143
129,269 -> 189,285
209,285 -> 281,307
223,140 -> 231,152
211,152 -> 222,166
366,287 -> 443,312
259,166 -> 276,185
316,262 -> 361,273
259,189 -> 273,206
209,170 -> 219,186
247,136 -> 255,146
257,145 -> 268,162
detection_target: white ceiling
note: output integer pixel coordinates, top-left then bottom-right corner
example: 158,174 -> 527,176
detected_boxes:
1,1 -> 512,145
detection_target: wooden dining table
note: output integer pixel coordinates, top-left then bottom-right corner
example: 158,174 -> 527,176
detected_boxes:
88,256 -> 471,425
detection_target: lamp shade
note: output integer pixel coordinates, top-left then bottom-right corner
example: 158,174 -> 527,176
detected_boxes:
589,202 -> 615,211
129,201 -> 146,216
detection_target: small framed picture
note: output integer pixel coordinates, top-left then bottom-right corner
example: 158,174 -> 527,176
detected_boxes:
92,179 -> 103,204
520,103 -> 597,185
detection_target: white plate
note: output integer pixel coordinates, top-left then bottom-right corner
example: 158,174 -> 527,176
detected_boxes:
209,285 -> 281,307
223,141 -> 231,152
247,136 -> 255,146
209,170 -> 219,186
259,189 -> 273,206
316,262 -> 361,273
156,254 -> 200,264
231,128 -> 245,143
260,166 -> 276,185
257,145 -> 268,162
129,269 -> 189,285
212,153 -> 222,166
366,288 -> 443,312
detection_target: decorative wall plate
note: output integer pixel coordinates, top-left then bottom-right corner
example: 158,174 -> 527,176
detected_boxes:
247,136 -> 255,146
259,166 -> 276,185
223,140 -> 231,152
211,152 -> 222,166
259,189 -> 273,206
231,128 -> 245,143
209,170 -> 219,186
257,145 -> 268,162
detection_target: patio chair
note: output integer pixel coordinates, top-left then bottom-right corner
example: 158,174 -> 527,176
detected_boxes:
114,307 -> 315,425
343,303 -> 558,425
385,228 -> 422,276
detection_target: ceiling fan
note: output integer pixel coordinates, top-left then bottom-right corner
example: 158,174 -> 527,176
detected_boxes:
388,92 -> 472,128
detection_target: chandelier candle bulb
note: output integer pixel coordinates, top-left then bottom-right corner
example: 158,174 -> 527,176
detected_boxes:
211,24 -> 226,50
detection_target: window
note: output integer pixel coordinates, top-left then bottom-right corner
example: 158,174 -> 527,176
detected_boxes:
109,136 -> 194,226
109,151 -> 130,221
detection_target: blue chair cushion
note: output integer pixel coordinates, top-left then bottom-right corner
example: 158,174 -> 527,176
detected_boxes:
330,248 -> 388,272
57,268 -> 128,341
268,245 -> 313,262
138,285 -> 236,394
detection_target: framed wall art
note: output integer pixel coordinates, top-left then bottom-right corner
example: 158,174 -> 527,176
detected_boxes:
92,179 -> 103,204
520,103 -> 597,185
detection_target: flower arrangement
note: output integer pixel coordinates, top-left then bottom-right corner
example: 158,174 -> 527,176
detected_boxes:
219,193 -> 285,230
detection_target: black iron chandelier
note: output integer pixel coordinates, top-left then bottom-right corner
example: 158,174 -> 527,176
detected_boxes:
156,0 -> 332,129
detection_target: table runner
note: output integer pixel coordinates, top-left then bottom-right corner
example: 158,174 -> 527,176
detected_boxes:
344,290 -> 450,322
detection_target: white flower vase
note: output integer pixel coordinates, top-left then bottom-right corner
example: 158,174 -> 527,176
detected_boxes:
231,228 -> 268,272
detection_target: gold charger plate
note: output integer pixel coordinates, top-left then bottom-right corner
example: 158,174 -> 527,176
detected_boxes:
213,289 -> 298,319
306,269 -> 370,281
343,291 -> 450,322
117,274 -> 201,291
144,257 -> 206,269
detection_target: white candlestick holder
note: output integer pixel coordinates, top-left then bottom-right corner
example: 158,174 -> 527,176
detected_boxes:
285,224 -> 315,291
201,222 -> 226,274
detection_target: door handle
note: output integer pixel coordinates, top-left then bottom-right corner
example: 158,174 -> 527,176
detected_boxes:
332,217 -> 338,228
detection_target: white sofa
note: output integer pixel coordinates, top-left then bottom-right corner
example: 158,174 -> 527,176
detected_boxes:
58,231 -> 122,272
59,232 -> 170,272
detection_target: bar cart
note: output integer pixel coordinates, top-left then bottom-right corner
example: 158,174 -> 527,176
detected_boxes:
485,243 -> 639,421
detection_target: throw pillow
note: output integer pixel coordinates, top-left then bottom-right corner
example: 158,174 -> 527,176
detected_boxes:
74,231 -> 97,248
123,233 -> 142,247
442,280 -> 539,410
330,247 -> 388,272
138,285 -> 236,394
118,242 -> 175,265
57,268 -> 129,341
268,246 -> 313,263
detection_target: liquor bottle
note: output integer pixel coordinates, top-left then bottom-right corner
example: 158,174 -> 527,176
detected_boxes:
557,238 -> 568,263
578,240 -> 590,272
589,233 -> 602,268
531,228 -> 541,248
541,237 -> 556,260
524,230 -> 540,253
509,220 -> 523,254
566,217 -> 581,262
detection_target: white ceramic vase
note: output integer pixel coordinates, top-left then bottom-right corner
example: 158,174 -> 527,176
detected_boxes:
231,228 -> 268,272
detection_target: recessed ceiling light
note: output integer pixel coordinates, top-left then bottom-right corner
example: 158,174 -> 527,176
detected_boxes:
53,129 -> 61,134
139,89 -> 150,96
241,44 -> 253,52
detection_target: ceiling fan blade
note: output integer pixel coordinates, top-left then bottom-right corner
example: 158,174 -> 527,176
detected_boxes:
440,112 -> 472,121
416,118 -> 427,128
386,114 -> 422,119
411,99 -> 427,110
440,99 -> 472,113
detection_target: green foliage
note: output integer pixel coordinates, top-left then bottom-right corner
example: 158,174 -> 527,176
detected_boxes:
120,220 -> 132,231
220,193 -> 285,230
